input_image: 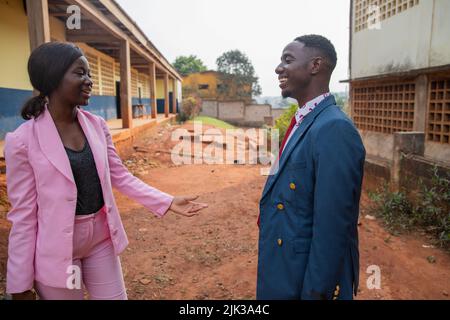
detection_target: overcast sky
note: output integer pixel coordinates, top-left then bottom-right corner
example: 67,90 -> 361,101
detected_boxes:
116,0 -> 351,97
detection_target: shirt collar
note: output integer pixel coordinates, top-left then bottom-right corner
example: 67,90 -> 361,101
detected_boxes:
294,92 -> 331,125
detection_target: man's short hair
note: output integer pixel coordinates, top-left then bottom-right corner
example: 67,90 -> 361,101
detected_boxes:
294,34 -> 337,71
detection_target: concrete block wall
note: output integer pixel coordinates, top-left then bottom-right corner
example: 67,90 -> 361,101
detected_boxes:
362,130 -> 450,194
360,131 -> 395,161
200,100 -> 218,118
400,154 -> 450,192
424,141 -> 450,164
244,104 -> 272,126
217,101 -> 245,121
199,99 -> 287,127
391,132 -> 425,190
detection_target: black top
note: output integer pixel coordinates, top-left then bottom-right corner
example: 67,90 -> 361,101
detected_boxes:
65,139 -> 105,215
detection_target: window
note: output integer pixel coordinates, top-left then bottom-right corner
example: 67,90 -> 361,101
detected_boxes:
428,78 -> 450,144
352,80 -> 415,133
138,87 -> 142,104
198,84 -> 209,90
100,58 -> 114,96
131,69 -> 139,97
354,0 -> 420,32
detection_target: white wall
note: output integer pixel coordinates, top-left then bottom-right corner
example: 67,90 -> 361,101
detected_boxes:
351,0 -> 450,79
429,0 -> 450,67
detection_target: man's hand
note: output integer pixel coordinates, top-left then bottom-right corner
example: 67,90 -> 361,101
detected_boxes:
11,290 -> 36,300
168,195 -> 208,217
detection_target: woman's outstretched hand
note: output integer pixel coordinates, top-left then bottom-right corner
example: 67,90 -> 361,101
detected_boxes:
168,195 -> 208,217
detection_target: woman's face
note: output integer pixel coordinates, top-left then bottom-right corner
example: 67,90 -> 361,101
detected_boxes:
56,56 -> 93,106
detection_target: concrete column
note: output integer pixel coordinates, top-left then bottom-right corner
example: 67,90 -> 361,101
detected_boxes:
172,78 -> 178,114
149,62 -> 157,119
391,132 -> 425,190
26,0 -> 51,51
119,39 -> 132,128
164,73 -> 169,118
349,83 -> 354,120
413,75 -> 429,132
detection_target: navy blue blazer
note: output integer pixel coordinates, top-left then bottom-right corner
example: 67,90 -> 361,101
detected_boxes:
257,95 -> 365,300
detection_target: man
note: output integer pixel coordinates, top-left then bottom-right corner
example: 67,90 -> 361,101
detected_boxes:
257,35 -> 365,300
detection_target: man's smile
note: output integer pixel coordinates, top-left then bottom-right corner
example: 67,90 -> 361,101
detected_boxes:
279,76 -> 288,89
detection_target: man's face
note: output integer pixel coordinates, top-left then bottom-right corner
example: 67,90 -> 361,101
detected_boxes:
275,41 -> 313,99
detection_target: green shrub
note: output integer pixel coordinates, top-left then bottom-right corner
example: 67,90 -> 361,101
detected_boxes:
274,104 -> 298,145
368,186 -> 414,233
176,112 -> 190,123
177,95 -> 202,124
417,167 -> 450,245
369,166 -> 450,250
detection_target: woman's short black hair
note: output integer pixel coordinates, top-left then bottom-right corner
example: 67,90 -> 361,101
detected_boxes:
21,42 -> 84,120
294,34 -> 337,72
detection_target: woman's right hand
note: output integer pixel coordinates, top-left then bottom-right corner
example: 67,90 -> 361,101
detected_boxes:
168,195 -> 208,217
11,290 -> 36,300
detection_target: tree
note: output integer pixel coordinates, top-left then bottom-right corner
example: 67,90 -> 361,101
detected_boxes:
173,55 -> 207,76
216,50 -> 262,100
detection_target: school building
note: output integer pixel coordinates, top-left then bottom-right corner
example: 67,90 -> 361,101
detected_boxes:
344,0 -> 450,189
182,70 -> 253,104
0,0 -> 182,143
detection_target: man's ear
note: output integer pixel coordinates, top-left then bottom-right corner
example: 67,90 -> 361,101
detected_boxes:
310,57 -> 324,75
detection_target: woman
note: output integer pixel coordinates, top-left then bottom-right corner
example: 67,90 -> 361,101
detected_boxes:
5,42 -> 207,300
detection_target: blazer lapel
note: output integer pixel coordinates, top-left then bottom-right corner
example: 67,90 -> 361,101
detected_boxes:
35,105 -> 75,184
77,109 -> 106,185
261,95 -> 336,200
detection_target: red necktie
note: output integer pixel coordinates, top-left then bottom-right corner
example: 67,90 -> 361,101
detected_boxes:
279,115 -> 297,158
257,115 -> 297,227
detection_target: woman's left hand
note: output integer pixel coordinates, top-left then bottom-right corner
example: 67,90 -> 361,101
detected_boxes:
168,195 -> 208,217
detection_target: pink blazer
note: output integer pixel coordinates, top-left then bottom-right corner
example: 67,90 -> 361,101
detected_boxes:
4,106 -> 173,293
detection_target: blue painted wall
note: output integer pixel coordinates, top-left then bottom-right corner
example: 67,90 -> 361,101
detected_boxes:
132,97 -> 152,117
0,87 -> 178,140
157,99 -> 165,114
0,87 -> 31,139
0,87 -> 117,140
156,97 -> 179,114
82,95 -> 117,120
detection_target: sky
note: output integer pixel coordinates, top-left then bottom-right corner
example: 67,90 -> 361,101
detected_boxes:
116,0 -> 351,97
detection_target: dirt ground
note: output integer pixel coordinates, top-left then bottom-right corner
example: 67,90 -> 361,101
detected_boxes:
0,121 -> 449,300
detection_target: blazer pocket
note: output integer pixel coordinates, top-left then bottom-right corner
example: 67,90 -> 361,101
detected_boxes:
286,161 -> 307,170
292,238 -> 312,254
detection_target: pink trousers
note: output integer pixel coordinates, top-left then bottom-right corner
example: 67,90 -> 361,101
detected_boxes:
35,207 -> 127,300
